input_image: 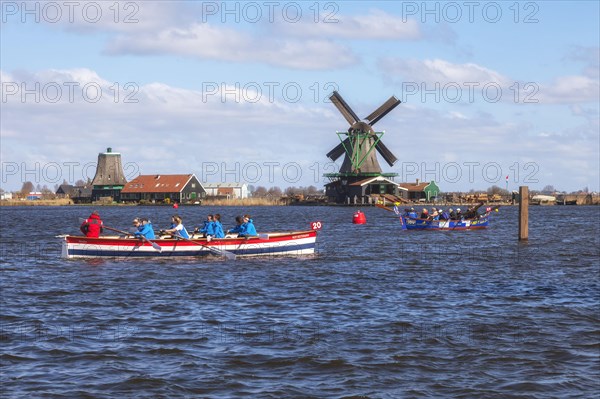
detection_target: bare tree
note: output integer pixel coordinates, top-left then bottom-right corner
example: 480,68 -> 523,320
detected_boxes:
268,186 -> 282,197
253,186 -> 267,197
20,181 -> 34,196
541,185 -> 556,194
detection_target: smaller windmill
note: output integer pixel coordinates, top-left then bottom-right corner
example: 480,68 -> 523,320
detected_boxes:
324,91 -> 401,203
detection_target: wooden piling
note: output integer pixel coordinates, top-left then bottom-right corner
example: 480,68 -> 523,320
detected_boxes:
519,186 -> 529,240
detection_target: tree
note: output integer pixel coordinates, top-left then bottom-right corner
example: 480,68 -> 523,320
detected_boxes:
541,185 -> 556,194
253,186 -> 267,197
268,186 -> 282,197
41,185 -> 55,199
75,179 -> 86,186
487,185 -> 509,196
306,185 -> 319,195
20,181 -> 34,196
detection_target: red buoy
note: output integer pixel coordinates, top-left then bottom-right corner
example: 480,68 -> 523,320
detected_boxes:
353,210 -> 366,224
173,203 -> 179,209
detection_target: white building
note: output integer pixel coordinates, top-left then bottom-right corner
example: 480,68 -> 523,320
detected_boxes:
1,192 -> 13,200
203,183 -> 249,199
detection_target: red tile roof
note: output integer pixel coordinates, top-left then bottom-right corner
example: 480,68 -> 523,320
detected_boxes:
121,174 -> 194,193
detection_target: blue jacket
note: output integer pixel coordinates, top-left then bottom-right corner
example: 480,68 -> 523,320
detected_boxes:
135,223 -> 156,239
213,221 -> 225,238
227,224 -> 243,234
200,220 -> 215,236
240,219 -> 257,236
408,211 -> 419,218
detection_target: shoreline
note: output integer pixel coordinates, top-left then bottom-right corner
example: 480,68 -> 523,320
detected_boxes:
1,200 -> 598,207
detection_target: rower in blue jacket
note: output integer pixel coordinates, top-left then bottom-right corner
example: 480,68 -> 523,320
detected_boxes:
239,215 -> 257,237
200,215 -> 215,237
213,214 -> 225,238
135,218 -> 156,239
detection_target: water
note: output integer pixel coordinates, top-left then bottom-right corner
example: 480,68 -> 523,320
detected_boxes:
1,205 -> 599,398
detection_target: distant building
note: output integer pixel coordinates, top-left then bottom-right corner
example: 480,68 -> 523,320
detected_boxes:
56,184 -> 73,198
1,192 -> 13,200
56,184 -> 92,203
91,147 -> 127,201
204,183 -> 249,199
347,176 -> 407,199
398,180 -> 440,202
27,191 -> 42,200
120,174 -> 206,204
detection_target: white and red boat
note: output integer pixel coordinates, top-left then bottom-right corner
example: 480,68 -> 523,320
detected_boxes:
61,230 -> 318,259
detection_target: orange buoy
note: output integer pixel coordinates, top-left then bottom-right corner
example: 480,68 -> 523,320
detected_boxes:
353,210 -> 366,224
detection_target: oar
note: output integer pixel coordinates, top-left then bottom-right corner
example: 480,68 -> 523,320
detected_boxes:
375,203 -> 395,212
103,225 -> 162,252
174,235 -> 236,260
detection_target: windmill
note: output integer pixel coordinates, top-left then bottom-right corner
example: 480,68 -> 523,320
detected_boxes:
324,91 -> 401,203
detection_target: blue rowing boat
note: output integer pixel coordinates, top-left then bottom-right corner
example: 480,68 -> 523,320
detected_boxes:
399,213 -> 491,230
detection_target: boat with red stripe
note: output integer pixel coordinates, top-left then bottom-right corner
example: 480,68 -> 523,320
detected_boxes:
62,230 -> 318,259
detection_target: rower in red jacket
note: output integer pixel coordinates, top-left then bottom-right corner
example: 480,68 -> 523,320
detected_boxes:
80,211 -> 103,238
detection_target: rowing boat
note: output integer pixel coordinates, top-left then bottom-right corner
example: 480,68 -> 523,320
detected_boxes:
61,230 -> 317,259
399,214 -> 491,230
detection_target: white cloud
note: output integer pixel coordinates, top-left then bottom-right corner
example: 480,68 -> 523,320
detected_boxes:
1,69 -> 598,193
105,23 -> 359,70
379,58 -> 511,86
0,68 -> 338,190
275,9 -> 421,40
537,75 -> 600,104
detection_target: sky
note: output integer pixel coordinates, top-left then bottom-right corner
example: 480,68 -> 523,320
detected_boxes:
1,1 -> 598,193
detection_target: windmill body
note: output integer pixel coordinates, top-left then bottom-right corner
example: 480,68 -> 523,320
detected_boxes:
324,92 -> 402,203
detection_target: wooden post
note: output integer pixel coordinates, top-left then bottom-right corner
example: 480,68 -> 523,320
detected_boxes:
519,186 -> 529,241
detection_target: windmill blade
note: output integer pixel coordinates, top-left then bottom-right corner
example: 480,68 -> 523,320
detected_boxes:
329,91 -> 360,126
326,138 -> 350,161
376,140 -> 398,166
365,96 -> 401,126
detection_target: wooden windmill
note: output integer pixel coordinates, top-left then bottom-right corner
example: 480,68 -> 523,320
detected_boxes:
324,91 -> 401,203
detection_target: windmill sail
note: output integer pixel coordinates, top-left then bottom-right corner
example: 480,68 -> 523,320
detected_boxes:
326,92 -> 400,174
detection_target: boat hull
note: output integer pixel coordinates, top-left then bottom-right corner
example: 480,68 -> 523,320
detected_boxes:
399,215 -> 490,230
62,231 -> 317,259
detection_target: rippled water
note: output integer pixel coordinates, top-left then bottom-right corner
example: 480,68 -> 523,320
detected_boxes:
1,205 -> 599,398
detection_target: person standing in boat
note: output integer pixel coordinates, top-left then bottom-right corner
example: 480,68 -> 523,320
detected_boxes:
80,210 -> 103,238
134,218 -> 156,239
163,215 -> 190,239
239,214 -> 257,237
213,214 -> 225,238
463,205 -> 480,219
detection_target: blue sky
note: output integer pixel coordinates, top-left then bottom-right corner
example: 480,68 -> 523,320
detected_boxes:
1,1 -> 598,192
